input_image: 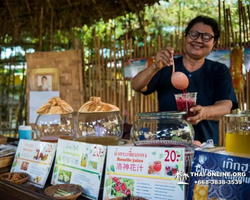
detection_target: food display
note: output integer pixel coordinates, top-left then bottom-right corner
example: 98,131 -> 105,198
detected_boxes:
35,97 -> 75,142
76,97 -> 123,145
78,97 -> 119,112
110,195 -> 148,200
44,184 -> 83,200
53,188 -> 77,197
0,172 -> 29,185
230,45 -> 244,93
130,111 -> 194,149
225,110 -> 250,155
36,97 -> 73,115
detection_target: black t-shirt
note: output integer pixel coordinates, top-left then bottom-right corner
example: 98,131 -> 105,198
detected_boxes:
142,56 -> 238,144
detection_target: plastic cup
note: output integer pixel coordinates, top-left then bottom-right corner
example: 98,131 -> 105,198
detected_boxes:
174,92 -> 197,119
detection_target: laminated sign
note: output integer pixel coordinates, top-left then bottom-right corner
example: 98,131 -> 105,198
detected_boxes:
103,146 -> 185,200
188,150 -> 250,200
52,139 -> 106,200
11,139 -> 57,188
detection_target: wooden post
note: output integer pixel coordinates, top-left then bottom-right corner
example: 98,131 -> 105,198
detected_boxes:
39,7 -> 43,51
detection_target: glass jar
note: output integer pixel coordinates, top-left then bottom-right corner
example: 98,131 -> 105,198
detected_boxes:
35,113 -> 75,142
225,110 -> 250,155
76,111 -> 123,145
130,112 -> 194,149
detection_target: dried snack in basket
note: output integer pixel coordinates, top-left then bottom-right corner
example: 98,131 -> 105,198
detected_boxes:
78,97 -> 119,112
36,97 -> 73,114
11,173 -> 22,181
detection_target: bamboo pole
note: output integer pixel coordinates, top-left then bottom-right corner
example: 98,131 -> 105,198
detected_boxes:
241,6 -> 246,47
218,0 -> 222,49
246,71 -> 249,110
228,9 -> 235,47
223,1 -> 227,49
238,0 -> 242,48
50,7 -> 54,51
107,33 -> 112,103
39,7 -> 43,51
247,5 -> 250,46
97,37 -> 101,97
129,38 -> 133,123
242,6 -> 249,47
101,44 -> 105,103
113,38 -> 117,106
88,55 -> 92,98
82,44 -> 87,102
93,30 -> 98,97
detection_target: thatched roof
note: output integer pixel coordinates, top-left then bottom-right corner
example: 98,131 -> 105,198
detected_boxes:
0,0 -> 161,37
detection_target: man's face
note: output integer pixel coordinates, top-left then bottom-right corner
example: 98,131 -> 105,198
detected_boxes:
42,77 -> 47,84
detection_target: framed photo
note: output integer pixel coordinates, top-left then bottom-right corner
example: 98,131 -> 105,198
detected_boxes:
123,58 -> 153,79
30,68 -> 60,91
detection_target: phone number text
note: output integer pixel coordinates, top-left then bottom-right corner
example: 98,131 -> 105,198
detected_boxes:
195,179 -> 242,185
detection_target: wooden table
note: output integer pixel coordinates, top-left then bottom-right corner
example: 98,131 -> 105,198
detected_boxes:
0,179 -> 98,200
0,137 -> 104,200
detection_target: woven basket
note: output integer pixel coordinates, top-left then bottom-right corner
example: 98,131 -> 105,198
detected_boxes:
0,172 -> 29,185
44,184 -> 83,200
0,155 -> 14,168
0,135 -> 7,145
110,197 -> 148,200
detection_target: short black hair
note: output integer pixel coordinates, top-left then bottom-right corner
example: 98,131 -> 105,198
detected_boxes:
42,76 -> 47,80
185,16 -> 220,44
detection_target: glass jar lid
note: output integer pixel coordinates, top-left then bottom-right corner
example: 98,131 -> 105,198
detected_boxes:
136,111 -> 187,118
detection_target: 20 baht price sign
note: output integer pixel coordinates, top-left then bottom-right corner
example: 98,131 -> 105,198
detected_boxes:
103,146 -> 185,200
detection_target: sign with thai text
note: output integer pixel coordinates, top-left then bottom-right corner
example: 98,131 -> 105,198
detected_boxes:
11,139 -> 57,188
103,146 -> 185,200
51,139 -> 106,200
188,150 -> 250,200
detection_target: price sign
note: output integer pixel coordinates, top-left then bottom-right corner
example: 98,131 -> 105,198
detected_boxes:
93,146 -> 104,158
164,149 -> 181,162
103,146 -> 185,200
52,139 -> 106,200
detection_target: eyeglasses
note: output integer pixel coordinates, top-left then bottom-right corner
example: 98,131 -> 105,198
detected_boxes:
188,30 -> 214,42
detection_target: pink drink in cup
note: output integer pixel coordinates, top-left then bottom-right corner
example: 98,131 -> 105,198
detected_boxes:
175,92 -> 197,119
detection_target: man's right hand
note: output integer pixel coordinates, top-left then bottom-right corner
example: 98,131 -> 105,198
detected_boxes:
154,47 -> 174,70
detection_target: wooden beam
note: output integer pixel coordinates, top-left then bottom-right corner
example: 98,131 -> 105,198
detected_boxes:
24,0 -> 31,14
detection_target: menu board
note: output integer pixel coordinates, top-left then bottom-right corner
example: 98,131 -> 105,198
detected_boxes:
51,139 -> 106,200
187,150 -> 250,200
103,146 -> 185,200
10,139 -> 57,188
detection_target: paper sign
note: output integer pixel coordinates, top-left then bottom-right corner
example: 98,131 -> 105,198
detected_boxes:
51,139 -> 106,200
206,49 -> 230,68
10,139 -> 57,188
103,146 -> 185,200
124,58 -> 150,79
244,48 -> 250,70
187,150 -> 250,200
29,91 -> 60,124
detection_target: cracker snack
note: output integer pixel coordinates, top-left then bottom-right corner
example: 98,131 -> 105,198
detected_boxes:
36,97 -> 73,114
78,97 -> 119,113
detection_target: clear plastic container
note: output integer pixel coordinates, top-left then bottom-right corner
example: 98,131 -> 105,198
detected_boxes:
225,110 -> 250,155
35,113 -> 75,142
76,111 -> 123,145
130,111 -> 194,149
